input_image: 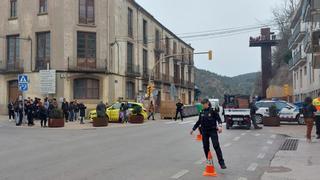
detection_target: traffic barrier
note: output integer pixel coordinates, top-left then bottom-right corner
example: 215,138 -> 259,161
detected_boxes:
203,151 -> 217,177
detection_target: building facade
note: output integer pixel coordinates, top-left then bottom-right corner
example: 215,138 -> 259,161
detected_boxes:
0,0 -> 195,114
289,0 -> 320,102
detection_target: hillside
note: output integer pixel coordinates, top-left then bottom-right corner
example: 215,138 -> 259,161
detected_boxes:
195,68 -> 259,100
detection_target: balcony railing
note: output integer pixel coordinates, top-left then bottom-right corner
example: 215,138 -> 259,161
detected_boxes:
68,57 -> 107,73
0,59 -> 24,73
35,57 -> 50,71
126,64 -> 140,77
288,21 -> 306,49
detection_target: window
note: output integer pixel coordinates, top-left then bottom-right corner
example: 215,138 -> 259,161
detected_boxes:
155,29 -> 160,49
74,78 -> 99,99
77,32 -> 96,68
10,0 -> 17,18
39,0 -> 48,13
112,103 -> 121,109
165,37 -> 170,55
181,47 -> 185,60
79,0 -> 95,25
143,19 -> 148,45
128,8 -> 133,37
275,102 -> 288,110
173,42 -> 177,54
127,42 -> 133,72
7,35 -> 20,70
126,81 -> 135,100
304,66 -> 307,76
36,32 -> 50,70
143,49 -> 148,74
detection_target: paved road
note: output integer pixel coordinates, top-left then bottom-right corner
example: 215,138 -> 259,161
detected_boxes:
0,116 -> 285,180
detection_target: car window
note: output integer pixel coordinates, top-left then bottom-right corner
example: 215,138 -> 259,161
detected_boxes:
275,102 -> 287,110
112,103 -> 121,109
256,102 -> 274,108
130,103 -> 140,109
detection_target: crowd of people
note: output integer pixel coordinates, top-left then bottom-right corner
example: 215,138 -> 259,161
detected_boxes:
7,97 -> 87,127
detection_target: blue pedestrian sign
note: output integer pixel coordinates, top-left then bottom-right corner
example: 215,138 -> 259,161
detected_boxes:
18,83 -> 28,92
18,74 -> 28,84
18,74 -> 29,92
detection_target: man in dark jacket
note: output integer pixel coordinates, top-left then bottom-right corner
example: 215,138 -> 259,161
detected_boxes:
190,99 -> 226,169
79,102 -> 86,124
175,99 -> 184,121
249,100 -> 262,129
61,98 -> 69,122
26,101 -> 35,126
8,101 -> 15,121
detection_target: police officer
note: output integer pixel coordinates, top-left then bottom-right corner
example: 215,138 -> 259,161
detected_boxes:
249,99 -> 262,129
312,92 -> 320,139
190,98 -> 227,169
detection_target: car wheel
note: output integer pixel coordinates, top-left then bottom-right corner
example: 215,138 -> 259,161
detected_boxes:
297,114 -> 305,125
255,115 -> 263,124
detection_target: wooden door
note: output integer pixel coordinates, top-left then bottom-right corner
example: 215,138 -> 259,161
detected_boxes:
8,80 -> 21,103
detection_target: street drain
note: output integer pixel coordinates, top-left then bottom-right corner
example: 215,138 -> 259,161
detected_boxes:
266,166 -> 292,173
279,138 -> 298,151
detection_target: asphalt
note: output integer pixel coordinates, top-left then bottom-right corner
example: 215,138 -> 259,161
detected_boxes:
0,116 -> 285,180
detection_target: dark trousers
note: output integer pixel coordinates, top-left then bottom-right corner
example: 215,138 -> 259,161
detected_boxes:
17,111 -> 23,126
41,118 -> 47,127
9,110 -> 15,120
27,114 -> 34,125
80,116 -> 84,124
315,116 -> 320,136
175,110 -> 183,121
202,130 -> 225,165
251,114 -> 259,127
147,112 -> 155,120
63,111 -> 69,122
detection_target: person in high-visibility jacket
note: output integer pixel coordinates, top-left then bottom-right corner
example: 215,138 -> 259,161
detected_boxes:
312,93 -> 320,139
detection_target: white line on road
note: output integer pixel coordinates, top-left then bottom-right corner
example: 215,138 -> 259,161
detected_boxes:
267,140 -> 273,145
238,177 -> 248,180
165,121 -> 177,124
170,169 -> 189,179
246,130 -> 251,133
194,158 -> 206,165
241,133 -> 246,136
223,143 -> 232,147
270,134 -> 276,139
179,121 -> 194,125
233,136 -> 241,141
254,133 -> 261,137
257,153 -> 266,159
247,163 -> 258,171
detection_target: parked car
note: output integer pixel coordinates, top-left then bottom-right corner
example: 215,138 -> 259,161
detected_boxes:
89,102 -> 148,122
255,100 -> 304,125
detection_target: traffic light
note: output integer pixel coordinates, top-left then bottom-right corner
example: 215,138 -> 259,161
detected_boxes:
147,84 -> 154,97
208,50 -> 213,60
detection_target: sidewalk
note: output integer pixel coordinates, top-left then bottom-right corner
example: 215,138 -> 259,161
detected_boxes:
261,124 -> 320,180
0,115 -> 159,130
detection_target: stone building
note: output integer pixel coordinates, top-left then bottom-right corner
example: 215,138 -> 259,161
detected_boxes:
0,0 -> 195,113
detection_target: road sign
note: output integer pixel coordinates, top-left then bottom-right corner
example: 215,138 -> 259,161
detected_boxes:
18,74 -> 28,84
40,70 -> 56,94
18,83 -> 28,92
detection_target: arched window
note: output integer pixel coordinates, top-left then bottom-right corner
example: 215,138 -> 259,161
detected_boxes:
74,78 -> 99,99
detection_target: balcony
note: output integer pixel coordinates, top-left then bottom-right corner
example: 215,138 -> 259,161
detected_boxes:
35,57 -> 50,71
303,33 -> 312,53
188,81 -> 195,89
126,64 -> 141,77
68,57 -> 107,73
174,77 -> 181,85
288,21 -> 307,49
289,50 -> 307,70
0,59 -> 24,73
142,69 -> 150,80
162,74 -> 173,84
312,30 -> 320,54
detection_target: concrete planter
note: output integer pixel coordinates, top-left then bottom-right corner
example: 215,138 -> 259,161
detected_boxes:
48,119 -> 65,128
263,117 -> 280,126
129,114 -> 144,124
93,117 -> 108,127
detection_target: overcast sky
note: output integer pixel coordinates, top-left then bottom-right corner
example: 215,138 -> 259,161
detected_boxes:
136,0 -> 283,77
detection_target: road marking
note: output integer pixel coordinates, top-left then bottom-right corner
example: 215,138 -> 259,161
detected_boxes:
270,134 -> 276,139
254,133 -> 261,137
238,177 -> 248,180
223,143 -> 232,147
178,120 -> 194,125
165,121 -> 177,124
246,130 -> 251,133
247,163 -> 258,171
257,153 -> 266,159
170,169 -> 189,179
194,158 -> 206,165
267,140 -> 273,145
233,136 -> 241,141
262,146 -> 269,151
241,133 -> 246,136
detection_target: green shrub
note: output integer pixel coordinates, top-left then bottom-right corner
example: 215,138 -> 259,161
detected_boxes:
269,105 -> 279,117
49,108 -> 63,119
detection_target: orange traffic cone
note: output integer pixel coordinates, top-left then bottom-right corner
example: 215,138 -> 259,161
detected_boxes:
196,129 -> 202,141
203,151 -> 217,177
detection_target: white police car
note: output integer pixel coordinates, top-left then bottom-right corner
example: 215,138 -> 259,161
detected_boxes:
255,100 -> 304,125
